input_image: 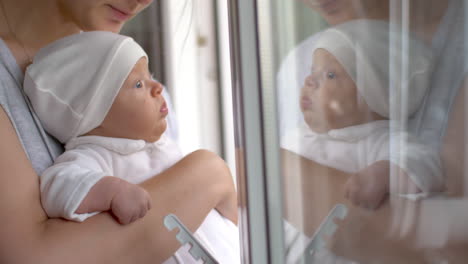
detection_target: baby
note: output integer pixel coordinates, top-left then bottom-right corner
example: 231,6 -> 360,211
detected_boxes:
24,31 -> 239,263
282,20 -> 445,210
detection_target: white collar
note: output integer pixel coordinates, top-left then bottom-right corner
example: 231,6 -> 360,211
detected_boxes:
66,135 -> 168,155
302,120 -> 390,142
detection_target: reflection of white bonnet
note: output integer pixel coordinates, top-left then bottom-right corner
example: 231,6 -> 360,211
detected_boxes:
24,31 -> 147,143
313,19 -> 432,118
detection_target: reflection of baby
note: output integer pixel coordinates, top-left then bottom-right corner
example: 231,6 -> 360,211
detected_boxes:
24,32 -> 239,263
282,20 -> 444,210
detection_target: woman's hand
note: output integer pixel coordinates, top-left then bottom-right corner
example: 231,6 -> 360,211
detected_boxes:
327,199 -> 426,264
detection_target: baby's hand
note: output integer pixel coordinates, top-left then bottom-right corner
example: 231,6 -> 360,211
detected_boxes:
110,180 -> 152,225
344,161 -> 390,210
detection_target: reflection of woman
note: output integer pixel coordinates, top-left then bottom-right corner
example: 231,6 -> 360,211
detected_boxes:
0,0 -> 237,263
280,0 -> 468,262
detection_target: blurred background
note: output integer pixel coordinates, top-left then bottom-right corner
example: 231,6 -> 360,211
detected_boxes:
121,0 -> 326,180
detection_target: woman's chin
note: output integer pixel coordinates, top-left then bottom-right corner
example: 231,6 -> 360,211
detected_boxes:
99,21 -> 124,33
83,20 -> 124,33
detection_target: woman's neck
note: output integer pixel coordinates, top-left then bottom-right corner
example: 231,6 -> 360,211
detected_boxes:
408,0 -> 449,42
0,0 -> 81,69
364,0 -> 390,22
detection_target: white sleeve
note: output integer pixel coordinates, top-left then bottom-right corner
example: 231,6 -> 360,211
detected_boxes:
40,149 -> 109,222
381,132 -> 444,194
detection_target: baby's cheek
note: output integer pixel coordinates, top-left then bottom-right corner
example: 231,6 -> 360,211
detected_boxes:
323,100 -> 349,128
328,100 -> 345,116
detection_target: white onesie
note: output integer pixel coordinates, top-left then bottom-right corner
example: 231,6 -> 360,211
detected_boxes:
281,120 -> 444,195
40,135 -> 240,264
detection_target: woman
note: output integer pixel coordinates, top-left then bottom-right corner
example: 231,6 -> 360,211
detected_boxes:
0,0 -> 237,263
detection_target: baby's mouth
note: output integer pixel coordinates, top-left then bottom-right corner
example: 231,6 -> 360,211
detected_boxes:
160,101 -> 168,115
300,96 -> 313,110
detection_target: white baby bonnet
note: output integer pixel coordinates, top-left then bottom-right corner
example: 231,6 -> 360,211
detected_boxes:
24,31 -> 147,143
313,19 -> 432,119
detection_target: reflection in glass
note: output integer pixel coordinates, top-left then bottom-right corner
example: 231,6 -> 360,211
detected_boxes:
263,0 -> 468,262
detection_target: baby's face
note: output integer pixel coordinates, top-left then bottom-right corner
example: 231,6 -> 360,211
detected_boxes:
300,48 -> 371,133
93,57 -> 168,142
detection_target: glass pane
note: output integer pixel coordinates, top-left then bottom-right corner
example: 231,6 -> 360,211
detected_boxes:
253,0 -> 468,262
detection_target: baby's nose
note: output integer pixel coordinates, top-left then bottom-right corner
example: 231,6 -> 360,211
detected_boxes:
304,74 -> 318,89
151,80 -> 164,96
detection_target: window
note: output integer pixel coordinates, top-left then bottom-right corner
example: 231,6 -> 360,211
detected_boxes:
122,1 -> 236,177
230,0 -> 468,262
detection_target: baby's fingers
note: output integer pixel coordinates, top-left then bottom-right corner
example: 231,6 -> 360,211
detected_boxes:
139,192 -> 151,218
147,199 -> 152,210
344,178 -> 359,198
129,214 -> 139,224
345,183 -> 373,209
346,187 -> 361,207
145,191 -> 152,210
118,214 -> 133,225
138,204 -> 148,219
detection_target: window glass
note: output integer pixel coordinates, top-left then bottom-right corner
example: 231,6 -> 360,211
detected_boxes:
251,0 -> 468,262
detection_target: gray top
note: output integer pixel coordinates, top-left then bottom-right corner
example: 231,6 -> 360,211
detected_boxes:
409,0 -> 467,148
0,38 -> 63,174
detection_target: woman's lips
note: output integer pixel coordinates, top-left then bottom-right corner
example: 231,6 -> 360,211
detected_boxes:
108,5 -> 131,22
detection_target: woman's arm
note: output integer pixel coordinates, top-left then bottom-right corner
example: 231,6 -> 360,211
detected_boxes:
285,158 -> 429,263
329,197 -> 468,263
280,149 -> 467,263
281,148 -> 353,236
441,77 -> 467,197
327,77 -> 468,263
0,107 -> 236,264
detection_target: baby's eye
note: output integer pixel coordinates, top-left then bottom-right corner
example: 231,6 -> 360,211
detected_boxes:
135,80 -> 143,88
327,71 -> 336,79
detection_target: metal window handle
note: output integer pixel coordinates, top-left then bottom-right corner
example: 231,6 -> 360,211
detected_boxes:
164,213 -> 219,264
297,204 -> 348,263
